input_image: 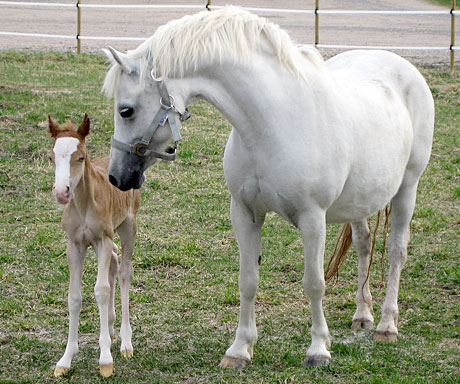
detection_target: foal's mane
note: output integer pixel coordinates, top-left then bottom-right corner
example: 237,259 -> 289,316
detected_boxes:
103,6 -> 323,97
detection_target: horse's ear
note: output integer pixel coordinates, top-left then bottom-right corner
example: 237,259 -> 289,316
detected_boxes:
48,115 -> 62,138
103,46 -> 137,75
77,114 -> 90,139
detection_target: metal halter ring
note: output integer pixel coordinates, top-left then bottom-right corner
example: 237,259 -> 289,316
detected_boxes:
160,95 -> 175,110
150,68 -> 162,82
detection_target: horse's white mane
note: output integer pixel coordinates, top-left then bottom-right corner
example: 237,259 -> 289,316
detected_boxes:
103,6 -> 323,97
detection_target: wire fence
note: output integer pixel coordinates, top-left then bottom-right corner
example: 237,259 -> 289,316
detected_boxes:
0,0 -> 457,70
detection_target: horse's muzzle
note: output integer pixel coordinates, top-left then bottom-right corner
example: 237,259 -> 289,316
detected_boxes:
108,154 -> 146,191
109,171 -> 145,191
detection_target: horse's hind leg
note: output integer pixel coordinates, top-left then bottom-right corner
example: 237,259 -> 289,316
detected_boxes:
375,182 -> 418,342
350,220 -> 374,330
116,215 -> 137,358
219,198 -> 264,368
54,241 -> 86,377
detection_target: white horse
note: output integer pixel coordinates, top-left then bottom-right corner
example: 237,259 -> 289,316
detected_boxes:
102,7 -> 434,367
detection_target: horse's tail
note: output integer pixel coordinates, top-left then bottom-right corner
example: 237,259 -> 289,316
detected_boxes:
325,223 -> 353,282
324,205 -> 392,283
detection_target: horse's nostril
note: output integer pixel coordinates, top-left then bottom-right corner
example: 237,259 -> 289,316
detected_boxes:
109,174 -> 119,187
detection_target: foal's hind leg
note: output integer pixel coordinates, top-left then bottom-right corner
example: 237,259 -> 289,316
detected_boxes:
108,246 -> 118,342
375,182 -> 418,342
116,215 -> 137,358
94,236 -> 116,377
350,220 -> 374,330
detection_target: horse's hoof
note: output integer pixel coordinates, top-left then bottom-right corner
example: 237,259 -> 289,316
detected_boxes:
304,355 -> 330,367
100,364 -> 114,378
351,319 -> 374,330
121,349 -> 133,359
374,330 -> 398,342
54,366 -> 69,377
219,355 -> 250,369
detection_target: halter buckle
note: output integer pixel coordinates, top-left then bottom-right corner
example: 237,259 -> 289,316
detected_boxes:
133,142 -> 149,157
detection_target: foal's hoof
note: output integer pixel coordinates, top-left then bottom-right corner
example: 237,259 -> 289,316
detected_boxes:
304,356 -> 330,367
219,355 -> 250,369
100,364 -> 114,378
374,330 -> 398,342
351,319 -> 374,331
54,366 -> 69,377
121,349 -> 133,359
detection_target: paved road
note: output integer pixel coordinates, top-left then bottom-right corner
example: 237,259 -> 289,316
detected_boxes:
0,0 -> 458,65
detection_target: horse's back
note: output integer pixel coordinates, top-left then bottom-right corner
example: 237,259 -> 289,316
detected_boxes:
326,50 -> 434,147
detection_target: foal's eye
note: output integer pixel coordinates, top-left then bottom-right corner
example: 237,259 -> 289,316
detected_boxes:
48,155 -> 54,162
119,107 -> 134,119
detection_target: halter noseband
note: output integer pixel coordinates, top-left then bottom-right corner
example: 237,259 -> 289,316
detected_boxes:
110,79 -> 191,161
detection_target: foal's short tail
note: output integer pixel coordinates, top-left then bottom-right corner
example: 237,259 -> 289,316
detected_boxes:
324,223 -> 353,282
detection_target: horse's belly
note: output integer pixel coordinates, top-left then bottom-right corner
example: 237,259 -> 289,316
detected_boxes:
326,154 -> 409,223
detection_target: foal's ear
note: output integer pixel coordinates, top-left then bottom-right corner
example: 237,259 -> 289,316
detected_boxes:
48,115 -> 62,138
77,114 -> 91,139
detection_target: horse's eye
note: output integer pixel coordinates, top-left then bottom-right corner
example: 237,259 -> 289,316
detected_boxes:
119,107 -> 134,119
78,157 -> 85,162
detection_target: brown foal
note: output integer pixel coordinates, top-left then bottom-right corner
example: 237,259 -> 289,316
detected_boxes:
48,114 -> 140,377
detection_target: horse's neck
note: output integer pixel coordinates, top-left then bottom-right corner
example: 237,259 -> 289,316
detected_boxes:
185,56 -> 320,146
70,154 -> 97,215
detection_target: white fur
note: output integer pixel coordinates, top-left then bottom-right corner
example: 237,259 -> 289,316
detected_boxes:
103,7 -> 434,367
53,137 -> 79,200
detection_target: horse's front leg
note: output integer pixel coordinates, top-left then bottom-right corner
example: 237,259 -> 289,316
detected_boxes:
299,210 -> 331,366
54,241 -> 86,377
219,198 -> 265,368
94,236 -> 115,377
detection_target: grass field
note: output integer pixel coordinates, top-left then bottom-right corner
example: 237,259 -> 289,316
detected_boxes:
0,51 -> 458,383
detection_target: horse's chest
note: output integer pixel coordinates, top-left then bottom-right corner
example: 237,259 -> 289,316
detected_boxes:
236,177 -> 301,225
62,213 -> 107,246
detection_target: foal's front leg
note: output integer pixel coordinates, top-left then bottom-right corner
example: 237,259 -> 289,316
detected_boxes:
94,237 -> 115,378
54,241 -> 86,377
219,198 -> 264,368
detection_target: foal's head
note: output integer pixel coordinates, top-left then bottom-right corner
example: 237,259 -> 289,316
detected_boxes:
48,114 -> 90,205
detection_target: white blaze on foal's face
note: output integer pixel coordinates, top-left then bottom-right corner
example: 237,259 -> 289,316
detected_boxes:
52,137 -> 84,204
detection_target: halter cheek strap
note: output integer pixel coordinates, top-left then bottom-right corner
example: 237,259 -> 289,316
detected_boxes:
110,81 -> 191,161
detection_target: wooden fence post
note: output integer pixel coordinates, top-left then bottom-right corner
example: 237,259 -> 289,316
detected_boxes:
77,0 -> 81,54
315,0 -> 319,47
451,0 -> 456,72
